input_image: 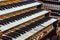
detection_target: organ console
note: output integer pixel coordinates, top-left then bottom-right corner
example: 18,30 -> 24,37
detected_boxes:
0,0 -> 58,40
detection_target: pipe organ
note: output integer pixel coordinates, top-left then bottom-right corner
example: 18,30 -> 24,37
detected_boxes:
0,0 -> 58,40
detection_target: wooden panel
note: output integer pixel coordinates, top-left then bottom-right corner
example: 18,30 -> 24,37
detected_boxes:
56,27 -> 60,36
0,30 -> 2,38
26,25 -> 54,40
0,0 -> 21,5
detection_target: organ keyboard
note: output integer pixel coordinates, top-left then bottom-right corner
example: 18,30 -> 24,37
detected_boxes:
0,0 -> 41,15
0,0 -> 58,40
2,17 -> 57,40
0,0 -> 42,20
0,7 -> 36,19
0,9 -> 49,32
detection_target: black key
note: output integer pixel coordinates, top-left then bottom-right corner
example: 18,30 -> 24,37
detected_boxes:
14,29 -> 25,34
2,36 -> 12,40
7,33 -> 16,38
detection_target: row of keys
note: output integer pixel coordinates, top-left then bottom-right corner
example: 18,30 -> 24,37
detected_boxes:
0,0 -> 35,10
44,3 -> 60,16
0,1 -> 41,15
0,9 -> 43,26
0,9 -> 49,31
41,0 -> 60,5
45,3 -> 60,10
51,12 -> 60,16
51,9 -> 60,16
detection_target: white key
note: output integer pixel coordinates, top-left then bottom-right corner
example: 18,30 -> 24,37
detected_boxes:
34,25 -> 44,31
0,2 -> 41,15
